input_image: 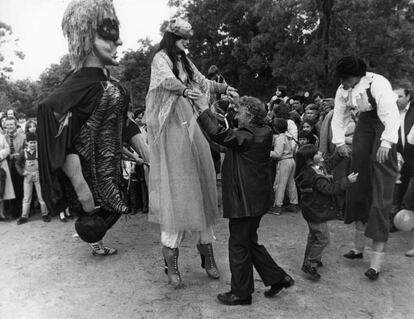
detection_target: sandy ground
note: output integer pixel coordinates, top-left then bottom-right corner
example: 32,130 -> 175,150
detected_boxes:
1,199 -> 414,319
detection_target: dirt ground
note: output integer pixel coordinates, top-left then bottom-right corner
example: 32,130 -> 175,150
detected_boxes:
1,196 -> 414,319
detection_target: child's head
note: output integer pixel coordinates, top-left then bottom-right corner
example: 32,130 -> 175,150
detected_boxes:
272,102 -> 290,120
301,120 -> 314,133
304,104 -> 319,122
26,132 -> 37,150
25,119 -> 37,133
295,144 -> 323,174
298,130 -> 312,146
272,118 -> 288,134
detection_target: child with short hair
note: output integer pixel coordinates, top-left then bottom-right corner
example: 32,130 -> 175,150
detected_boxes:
16,132 -> 50,224
297,130 -> 314,148
295,144 -> 358,281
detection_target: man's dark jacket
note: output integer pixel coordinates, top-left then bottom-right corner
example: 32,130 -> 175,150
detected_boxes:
198,109 -> 273,219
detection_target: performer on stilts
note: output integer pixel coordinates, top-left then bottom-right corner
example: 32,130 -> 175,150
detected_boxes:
331,56 -> 400,280
145,18 -> 238,288
38,0 -> 131,256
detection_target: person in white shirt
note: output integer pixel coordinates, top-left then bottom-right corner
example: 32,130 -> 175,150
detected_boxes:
331,56 -> 400,281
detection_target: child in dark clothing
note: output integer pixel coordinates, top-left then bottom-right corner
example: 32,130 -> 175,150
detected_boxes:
295,144 -> 358,281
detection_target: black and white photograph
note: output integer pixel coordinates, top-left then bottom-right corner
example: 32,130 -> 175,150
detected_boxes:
1,0 -> 414,318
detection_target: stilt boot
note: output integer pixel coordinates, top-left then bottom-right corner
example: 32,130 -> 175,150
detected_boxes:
197,243 -> 220,279
162,246 -> 183,288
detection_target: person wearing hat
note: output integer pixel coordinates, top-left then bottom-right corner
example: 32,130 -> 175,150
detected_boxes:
331,56 -> 400,280
38,0 -> 131,256
146,18 -> 238,288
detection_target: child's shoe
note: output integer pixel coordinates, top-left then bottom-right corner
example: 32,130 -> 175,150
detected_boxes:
364,268 -> 379,281
343,250 -> 363,259
302,264 -> 321,281
17,217 -> 28,225
42,215 -> 51,223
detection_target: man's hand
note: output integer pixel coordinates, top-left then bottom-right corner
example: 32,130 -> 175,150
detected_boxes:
376,146 -> 390,164
337,144 -> 351,157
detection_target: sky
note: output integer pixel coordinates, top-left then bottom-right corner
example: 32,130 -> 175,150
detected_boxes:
0,0 -> 174,80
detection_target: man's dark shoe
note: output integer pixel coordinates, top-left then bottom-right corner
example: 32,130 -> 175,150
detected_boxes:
364,268 -> 379,281
42,215 -> 51,223
17,217 -> 28,225
343,250 -> 363,259
302,264 -> 321,281
217,291 -> 252,306
264,275 -> 295,298
316,261 -> 323,267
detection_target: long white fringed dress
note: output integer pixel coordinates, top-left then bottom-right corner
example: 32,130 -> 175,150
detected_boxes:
145,50 -> 227,247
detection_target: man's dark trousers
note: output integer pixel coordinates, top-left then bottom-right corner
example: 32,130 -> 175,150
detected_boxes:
229,216 -> 286,297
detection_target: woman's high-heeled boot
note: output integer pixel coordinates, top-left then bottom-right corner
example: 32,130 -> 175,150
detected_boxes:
162,246 -> 183,288
197,243 -> 220,279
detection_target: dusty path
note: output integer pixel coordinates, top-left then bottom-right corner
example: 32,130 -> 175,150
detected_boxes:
1,207 -> 414,319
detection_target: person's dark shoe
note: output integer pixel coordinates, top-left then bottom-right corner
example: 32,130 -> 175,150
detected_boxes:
302,264 -> 321,281
217,291 -> 252,305
17,217 -> 28,225
343,250 -> 363,259
42,215 -> 51,223
364,268 -> 379,281
284,204 -> 300,213
130,208 -> 139,215
269,206 -> 283,215
0,215 -> 10,221
264,275 -> 295,298
316,261 -> 323,267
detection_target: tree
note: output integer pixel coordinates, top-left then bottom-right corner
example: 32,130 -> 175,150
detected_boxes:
115,38 -> 155,112
0,21 -> 25,78
169,0 -> 414,98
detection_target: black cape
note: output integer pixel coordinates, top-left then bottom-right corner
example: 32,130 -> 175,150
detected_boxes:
37,68 -> 108,214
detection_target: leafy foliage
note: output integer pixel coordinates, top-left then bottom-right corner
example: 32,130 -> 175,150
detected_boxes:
0,21 -> 25,77
3,0 -> 414,116
169,0 -> 414,98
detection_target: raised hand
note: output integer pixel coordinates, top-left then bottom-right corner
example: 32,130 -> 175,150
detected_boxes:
347,172 -> 359,183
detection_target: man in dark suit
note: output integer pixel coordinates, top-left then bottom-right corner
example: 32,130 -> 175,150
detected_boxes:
395,88 -> 414,208
197,96 -> 294,305
395,88 -> 414,255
